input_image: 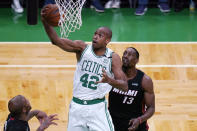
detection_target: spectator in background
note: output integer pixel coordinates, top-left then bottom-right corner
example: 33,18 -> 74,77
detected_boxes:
44,0 -> 105,13
11,0 -> 24,13
4,95 -> 58,131
135,0 -> 170,16
174,0 -> 184,12
44,0 -> 55,6
90,0 -> 105,12
105,0 -> 121,9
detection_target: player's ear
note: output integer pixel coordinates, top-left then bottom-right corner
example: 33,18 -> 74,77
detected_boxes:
22,106 -> 26,113
105,38 -> 111,44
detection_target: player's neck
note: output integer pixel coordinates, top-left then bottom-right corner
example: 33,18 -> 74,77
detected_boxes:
93,47 -> 106,56
18,114 -> 28,121
125,67 -> 137,79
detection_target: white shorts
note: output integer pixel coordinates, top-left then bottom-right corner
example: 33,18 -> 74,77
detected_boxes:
67,99 -> 114,131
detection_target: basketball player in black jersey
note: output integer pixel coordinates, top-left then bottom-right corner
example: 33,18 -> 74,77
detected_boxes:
109,47 -> 155,131
4,95 -> 58,131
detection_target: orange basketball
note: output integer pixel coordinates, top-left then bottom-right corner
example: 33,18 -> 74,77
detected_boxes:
44,4 -> 60,27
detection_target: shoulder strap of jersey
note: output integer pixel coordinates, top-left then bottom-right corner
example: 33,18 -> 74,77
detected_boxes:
78,45 -> 90,62
137,69 -> 145,87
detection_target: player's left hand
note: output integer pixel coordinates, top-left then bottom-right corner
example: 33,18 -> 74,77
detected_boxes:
96,68 -> 111,84
128,118 -> 140,131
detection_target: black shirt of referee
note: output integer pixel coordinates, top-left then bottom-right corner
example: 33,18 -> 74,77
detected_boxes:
109,47 -> 155,131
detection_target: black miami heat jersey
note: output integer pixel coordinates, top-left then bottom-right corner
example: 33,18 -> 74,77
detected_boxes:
109,69 -> 148,131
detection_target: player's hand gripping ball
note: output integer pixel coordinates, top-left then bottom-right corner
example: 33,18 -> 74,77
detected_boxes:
42,4 -> 60,27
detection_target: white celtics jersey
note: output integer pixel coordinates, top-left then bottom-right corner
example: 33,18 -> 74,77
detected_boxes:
73,45 -> 114,100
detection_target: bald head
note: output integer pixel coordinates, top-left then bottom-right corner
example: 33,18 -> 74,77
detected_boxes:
99,27 -> 112,39
8,95 -> 28,117
128,47 -> 139,59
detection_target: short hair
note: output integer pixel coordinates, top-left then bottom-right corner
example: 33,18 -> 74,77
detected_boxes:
128,47 -> 139,59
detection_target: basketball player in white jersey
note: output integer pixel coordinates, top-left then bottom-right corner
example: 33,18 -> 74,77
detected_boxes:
41,6 -> 128,131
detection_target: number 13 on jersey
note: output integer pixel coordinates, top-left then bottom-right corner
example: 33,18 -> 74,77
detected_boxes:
123,96 -> 134,104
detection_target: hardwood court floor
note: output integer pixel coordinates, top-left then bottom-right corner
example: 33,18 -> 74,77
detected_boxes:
0,42 -> 197,131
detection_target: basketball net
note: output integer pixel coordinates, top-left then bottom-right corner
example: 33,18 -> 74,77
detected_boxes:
55,0 -> 86,38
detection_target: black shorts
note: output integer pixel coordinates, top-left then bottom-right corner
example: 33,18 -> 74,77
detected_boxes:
111,116 -> 148,131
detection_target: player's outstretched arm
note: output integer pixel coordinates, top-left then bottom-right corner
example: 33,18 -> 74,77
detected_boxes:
26,110 -> 47,122
41,7 -> 86,53
97,53 -> 128,91
128,75 -> 155,131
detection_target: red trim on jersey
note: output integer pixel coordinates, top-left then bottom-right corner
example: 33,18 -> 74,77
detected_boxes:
146,123 -> 149,130
10,117 -> 14,120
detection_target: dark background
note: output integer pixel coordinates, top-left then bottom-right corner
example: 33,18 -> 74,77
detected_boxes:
0,0 -> 193,8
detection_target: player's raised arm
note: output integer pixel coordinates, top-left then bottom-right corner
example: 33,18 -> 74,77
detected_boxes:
41,5 -> 86,53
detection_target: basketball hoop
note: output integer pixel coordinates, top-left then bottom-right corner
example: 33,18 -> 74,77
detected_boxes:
55,0 -> 86,38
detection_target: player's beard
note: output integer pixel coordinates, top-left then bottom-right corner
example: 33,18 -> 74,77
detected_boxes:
122,65 -> 128,74
122,64 -> 135,74
122,59 -> 131,73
